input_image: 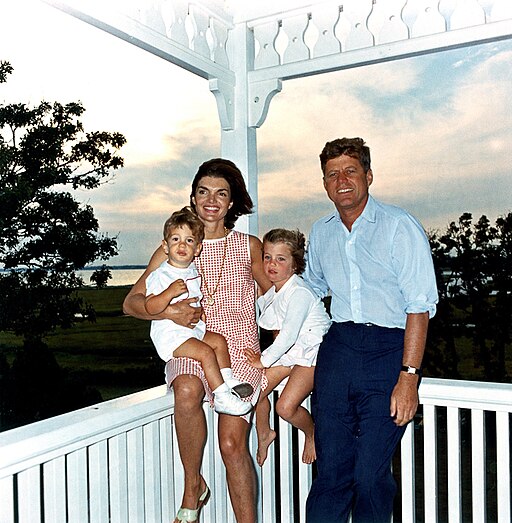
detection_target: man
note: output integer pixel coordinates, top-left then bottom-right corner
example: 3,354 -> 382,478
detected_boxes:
304,137 -> 438,523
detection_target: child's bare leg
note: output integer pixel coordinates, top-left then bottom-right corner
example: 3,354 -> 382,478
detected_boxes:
203,331 -> 231,369
174,338 -> 224,390
203,331 -> 253,398
256,366 -> 290,466
275,365 -> 316,464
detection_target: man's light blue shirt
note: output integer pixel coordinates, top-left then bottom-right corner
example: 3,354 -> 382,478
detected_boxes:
303,195 -> 438,329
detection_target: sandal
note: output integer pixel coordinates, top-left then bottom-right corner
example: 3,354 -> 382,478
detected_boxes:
175,485 -> 210,523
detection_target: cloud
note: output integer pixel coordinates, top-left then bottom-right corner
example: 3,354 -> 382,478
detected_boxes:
255,41 -> 512,241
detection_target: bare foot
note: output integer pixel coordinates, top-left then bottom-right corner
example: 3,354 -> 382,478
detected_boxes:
256,429 -> 277,466
302,434 -> 316,464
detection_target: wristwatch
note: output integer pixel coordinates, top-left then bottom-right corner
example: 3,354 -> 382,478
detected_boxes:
401,365 -> 421,375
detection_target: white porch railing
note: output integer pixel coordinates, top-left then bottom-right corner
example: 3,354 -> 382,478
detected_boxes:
0,378 -> 511,523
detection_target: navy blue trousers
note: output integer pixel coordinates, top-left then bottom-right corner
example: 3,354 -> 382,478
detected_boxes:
306,322 -> 407,523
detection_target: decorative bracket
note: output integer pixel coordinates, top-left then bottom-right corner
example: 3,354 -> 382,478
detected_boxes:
248,78 -> 283,128
209,78 -> 235,131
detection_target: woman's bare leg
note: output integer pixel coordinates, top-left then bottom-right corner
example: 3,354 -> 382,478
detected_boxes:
218,414 -> 257,523
255,366 -> 290,466
172,374 -> 208,520
275,365 -> 316,464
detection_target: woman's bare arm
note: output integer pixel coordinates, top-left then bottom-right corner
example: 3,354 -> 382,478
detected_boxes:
123,246 -> 201,326
249,234 -> 272,294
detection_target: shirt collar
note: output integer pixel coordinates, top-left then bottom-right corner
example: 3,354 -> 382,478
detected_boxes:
324,194 -> 376,225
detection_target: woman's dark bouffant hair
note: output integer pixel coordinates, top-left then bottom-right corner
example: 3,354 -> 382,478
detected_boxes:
319,137 -> 371,174
190,158 -> 253,230
263,228 -> 306,275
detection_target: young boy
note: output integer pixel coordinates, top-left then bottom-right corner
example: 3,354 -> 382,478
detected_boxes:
145,206 -> 252,416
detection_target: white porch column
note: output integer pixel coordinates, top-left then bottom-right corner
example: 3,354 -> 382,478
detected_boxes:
210,23 -> 258,234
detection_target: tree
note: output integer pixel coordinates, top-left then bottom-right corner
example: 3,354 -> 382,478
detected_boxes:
0,61 -> 125,430
0,61 -> 126,343
428,212 -> 512,382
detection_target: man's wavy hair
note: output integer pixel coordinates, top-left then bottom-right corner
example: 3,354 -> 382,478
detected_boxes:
319,137 -> 371,174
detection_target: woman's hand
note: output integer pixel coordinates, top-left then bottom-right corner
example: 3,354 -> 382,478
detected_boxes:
244,348 -> 264,369
167,298 -> 202,328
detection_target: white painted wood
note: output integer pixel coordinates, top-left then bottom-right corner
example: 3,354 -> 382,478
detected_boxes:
279,414 -> 294,522
88,440 -> 109,523
109,433 -> 129,523
259,392 -> 277,523
449,0 -> 486,30
281,14 -> 311,63
0,476 -> 15,522
404,0 -> 447,38
210,17 -> 230,67
248,78 -> 282,128
127,427 -> 145,522
297,395 -> 313,523
423,404 -> 438,522
43,456 -> 66,523
189,4 -> 211,59
254,20 -> 281,69
400,423 -> 416,523
310,5 -> 341,57
496,411 -> 511,523
66,448 -> 88,523
161,0 -> 189,46
446,407 -> 462,522
17,466 -> 41,523
2,380 -> 512,522
368,0 -> 410,45
221,23 -> 259,237
159,416 -> 175,523
143,421 -> 162,523
490,0 -> 512,21
471,410 -> 486,522
342,0 -> 375,51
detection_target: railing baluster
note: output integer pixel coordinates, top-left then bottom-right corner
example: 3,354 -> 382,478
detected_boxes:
43,456 -> 66,522
88,440 -> 109,523
401,422 -> 416,523
0,476 -> 15,521
2,379 -> 512,522
423,404 -> 438,522
279,413 -> 295,521
471,409 -> 486,522
446,406 -> 462,522
17,466 -> 42,523
109,433 -> 129,523
66,448 -> 88,523
496,411 -> 511,523
143,421 -> 162,523
159,416 -> 175,523
127,427 -> 145,522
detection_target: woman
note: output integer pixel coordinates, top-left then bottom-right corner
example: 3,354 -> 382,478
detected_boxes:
123,158 -> 270,523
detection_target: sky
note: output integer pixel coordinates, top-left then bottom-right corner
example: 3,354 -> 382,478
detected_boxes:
1,1 -> 511,266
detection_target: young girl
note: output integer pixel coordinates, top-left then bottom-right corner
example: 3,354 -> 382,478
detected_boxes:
145,207 -> 252,417
245,228 -> 331,466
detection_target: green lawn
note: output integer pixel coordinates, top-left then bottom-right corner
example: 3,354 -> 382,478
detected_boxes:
0,286 -> 165,400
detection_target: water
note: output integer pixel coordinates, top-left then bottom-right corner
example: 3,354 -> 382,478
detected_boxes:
78,267 -> 145,287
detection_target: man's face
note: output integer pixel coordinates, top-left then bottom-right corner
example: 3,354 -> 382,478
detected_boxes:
323,154 -> 373,217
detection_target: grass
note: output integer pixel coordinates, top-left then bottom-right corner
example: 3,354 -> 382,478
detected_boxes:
0,286 -> 165,400
1,286 -> 510,404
